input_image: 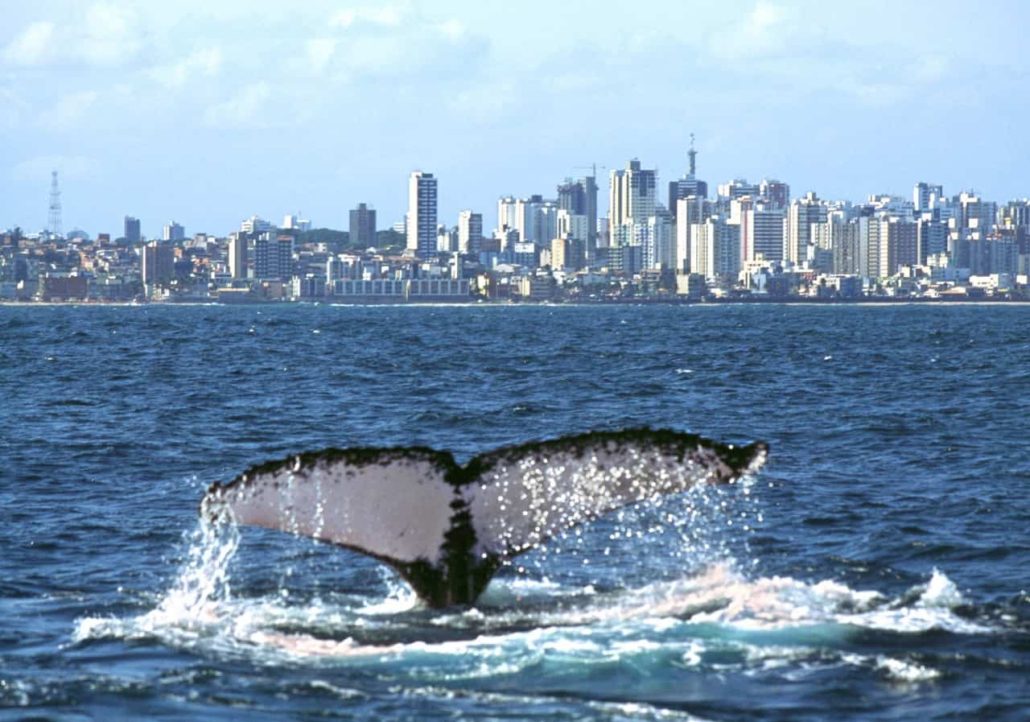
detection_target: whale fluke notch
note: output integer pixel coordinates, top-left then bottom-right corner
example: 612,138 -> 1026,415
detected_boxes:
201,428 -> 767,608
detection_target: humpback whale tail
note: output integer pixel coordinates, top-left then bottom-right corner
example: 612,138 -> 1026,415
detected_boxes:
201,428 -> 767,608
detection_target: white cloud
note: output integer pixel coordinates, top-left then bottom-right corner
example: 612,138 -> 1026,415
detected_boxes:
436,19 -> 465,42
80,3 -> 140,65
711,0 -> 789,61
2,3 -> 140,68
149,47 -> 223,88
297,5 -> 488,81
46,90 -> 99,130
203,82 -> 271,128
331,6 -> 405,30
3,21 -> 56,66
305,38 -> 337,73
12,154 -> 98,182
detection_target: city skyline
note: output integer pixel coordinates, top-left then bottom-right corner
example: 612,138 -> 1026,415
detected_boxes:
3,0 -> 1030,234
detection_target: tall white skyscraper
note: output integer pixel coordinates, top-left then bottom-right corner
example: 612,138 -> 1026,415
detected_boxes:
675,196 -> 707,272
785,192 -> 827,265
609,159 -> 657,231
407,171 -> 438,258
228,233 -> 248,279
741,204 -> 785,264
497,196 -> 518,235
458,210 -> 483,254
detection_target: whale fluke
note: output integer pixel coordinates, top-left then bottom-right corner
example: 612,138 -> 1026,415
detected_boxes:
201,428 -> 767,608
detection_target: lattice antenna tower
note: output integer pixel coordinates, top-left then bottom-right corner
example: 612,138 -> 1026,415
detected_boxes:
688,133 -> 697,177
48,170 -> 62,237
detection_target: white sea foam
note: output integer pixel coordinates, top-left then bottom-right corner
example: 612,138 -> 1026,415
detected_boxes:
73,516 -> 989,684
875,656 -> 941,683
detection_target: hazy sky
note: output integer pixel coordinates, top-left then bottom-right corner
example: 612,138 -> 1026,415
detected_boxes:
3,0 -> 1029,237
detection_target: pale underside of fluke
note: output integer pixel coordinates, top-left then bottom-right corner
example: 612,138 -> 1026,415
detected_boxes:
201,428 -> 768,608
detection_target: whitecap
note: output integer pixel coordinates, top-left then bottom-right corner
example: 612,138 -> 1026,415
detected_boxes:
875,655 -> 940,683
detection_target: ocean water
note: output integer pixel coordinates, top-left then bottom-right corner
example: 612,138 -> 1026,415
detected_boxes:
0,303 -> 1027,721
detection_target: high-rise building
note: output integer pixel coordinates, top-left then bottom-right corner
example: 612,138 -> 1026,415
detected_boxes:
609,159 -> 656,235
916,213 -> 947,264
407,171 -> 438,258
558,175 -> 598,257
913,182 -> 944,212
349,203 -> 377,248
551,236 -> 586,271
881,217 -> 918,277
690,217 -> 740,280
676,196 -> 708,272
228,233 -> 248,279
124,216 -> 141,244
510,195 -> 559,246
163,221 -> 185,242
437,224 -> 457,253
241,215 -> 274,235
254,233 -> 294,280
557,209 -> 589,245
857,216 -> 881,279
759,179 -> 790,210
741,205 -> 785,263
141,241 -> 174,285
828,219 -> 861,275
497,195 -> 518,235
282,213 -> 311,232
718,179 -> 760,201
458,210 -> 483,255
785,192 -> 827,266
668,136 -> 709,216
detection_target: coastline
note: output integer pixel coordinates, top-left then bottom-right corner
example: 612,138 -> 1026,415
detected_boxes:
3,296 -> 1029,308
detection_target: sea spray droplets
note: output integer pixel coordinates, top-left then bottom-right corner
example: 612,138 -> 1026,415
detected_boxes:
154,517 -> 240,624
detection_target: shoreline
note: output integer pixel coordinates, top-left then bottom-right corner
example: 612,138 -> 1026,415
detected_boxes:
2,297 -> 1030,308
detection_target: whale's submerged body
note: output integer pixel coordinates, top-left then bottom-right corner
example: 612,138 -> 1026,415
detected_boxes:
202,428 -> 767,608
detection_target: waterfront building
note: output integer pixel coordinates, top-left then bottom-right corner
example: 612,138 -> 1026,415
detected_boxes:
407,171 -> 438,258
785,192 -> 827,266
675,196 -> 708,272
740,203 -> 785,264
668,138 -> 709,222
639,211 -> 673,270
458,210 -> 483,255
857,216 -> 880,279
349,203 -> 377,248
551,235 -> 586,271
141,241 -> 174,285
557,175 -> 598,257
436,225 -> 458,253
497,195 -> 518,236
609,159 -> 657,244
916,213 -> 948,264
690,216 -> 740,281
254,233 -> 293,280
511,195 -> 559,246
228,233 -> 248,279
880,217 -> 918,278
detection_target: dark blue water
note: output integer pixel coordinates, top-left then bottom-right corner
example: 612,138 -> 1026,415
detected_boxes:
1,304 -> 1027,721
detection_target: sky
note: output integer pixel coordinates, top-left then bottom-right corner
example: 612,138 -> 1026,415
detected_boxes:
2,0 -> 1029,238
